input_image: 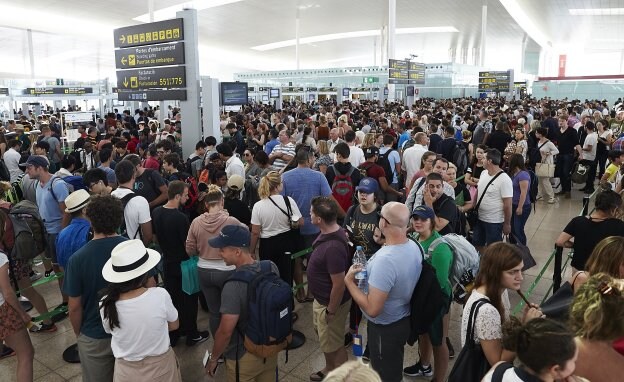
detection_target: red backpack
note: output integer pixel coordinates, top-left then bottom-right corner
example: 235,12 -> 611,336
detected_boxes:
331,165 -> 356,212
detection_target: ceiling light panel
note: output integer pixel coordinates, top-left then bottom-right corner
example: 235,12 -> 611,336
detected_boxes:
569,8 -> 624,16
133,0 -> 244,22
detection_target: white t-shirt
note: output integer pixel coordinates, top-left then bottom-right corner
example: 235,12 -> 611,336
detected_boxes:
348,145 -> 365,168
0,252 -> 7,306
111,188 -> 151,240
538,140 -> 559,165
583,132 -> 598,161
461,290 -> 510,347
251,195 -> 302,238
101,287 -> 177,361
4,148 -> 23,183
225,155 -> 245,179
402,144 -> 428,184
477,170 -> 513,223
482,364 -> 525,382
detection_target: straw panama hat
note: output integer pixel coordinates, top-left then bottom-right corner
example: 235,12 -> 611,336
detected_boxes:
102,240 -> 161,283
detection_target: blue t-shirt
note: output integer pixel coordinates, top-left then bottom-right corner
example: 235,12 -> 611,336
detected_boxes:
398,131 -> 411,150
97,165 -> 117,185
512,170 -> 531,206
35,176 -> 70,234
379,146 -> 401,184
281,167 -> 332,235
63,236 -> 127,339
56,218 -> 91,268
364,240 -> 422,325
265,138 -> 279,155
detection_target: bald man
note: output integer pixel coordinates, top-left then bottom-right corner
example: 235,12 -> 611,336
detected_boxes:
344,202 -> 423,382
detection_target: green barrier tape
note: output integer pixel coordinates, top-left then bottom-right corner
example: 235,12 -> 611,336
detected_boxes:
17,272 -> 64,294
540,253 -> 573,305
291,248 -> 312,259
512,248 -> 557,316
292,282 -> 308,293
453,175 -> 466,182
32,304 -> 67,323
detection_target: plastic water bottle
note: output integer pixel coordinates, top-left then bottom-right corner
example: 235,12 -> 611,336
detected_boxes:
353,246 -> 368,294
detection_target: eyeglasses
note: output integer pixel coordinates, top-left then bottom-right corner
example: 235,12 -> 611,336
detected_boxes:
157,150 -> 165,154
377,211 -> 394,226
244,153 -> 252,157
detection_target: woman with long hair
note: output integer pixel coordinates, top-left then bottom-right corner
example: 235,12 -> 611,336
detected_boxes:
482,318 -> 580,382
571,236 -> 624,292
296,126 -> 317,151
556,190 -> 624,271
313,140 -> 333,174
461,243 -> 542,373
407,151 -> 437,191
361,133 -> 376,149
596,119 -> 612,179
508,154 -> 531,245
535,127 -> 559,204
465,144 -> 488,201
100,240 -> 180,381
570,273 -> 624,381
250,171 -> 303,287
186,185 -> 246,337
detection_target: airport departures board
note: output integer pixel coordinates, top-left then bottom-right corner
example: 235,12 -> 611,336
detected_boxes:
478,70 -> 512,93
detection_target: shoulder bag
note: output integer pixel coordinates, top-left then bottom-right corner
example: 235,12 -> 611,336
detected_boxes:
448,298 -> 492,382
540,271 -> 586,321
268,196 -> 299,230
535,141 -> 555,177
466,171 -> 504,227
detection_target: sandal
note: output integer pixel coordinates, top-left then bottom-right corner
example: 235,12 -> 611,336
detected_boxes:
310,370 -> 326,381
296,296 -> 314,304
44,268 -> 54,278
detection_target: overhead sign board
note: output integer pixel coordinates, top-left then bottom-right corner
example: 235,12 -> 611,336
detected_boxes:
389,59 -> 409,70
388,60 -> 426,84
363,77 -> 379,83
281,87 -> 304,93
117,89 -> 188,101
23,87 -> 93,96
115,42 -> 185,69
478,70 -> 512,92
63,112 -> 94,123
389,68 -> 409,84
408,62 -> 426,84
114,18 -> 184,48
116,66 -> 186,90
0,88 -> 8,96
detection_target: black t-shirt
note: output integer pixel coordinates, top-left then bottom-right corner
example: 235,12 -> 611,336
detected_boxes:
152,206 -> 190,266
224,198 -> 252,226
468,163 -> 485,179
135,169 -> 166,206
437,137 -> 457,162
453,182 -> 471,205
432,194 -> 457,235
557,127 -> 579,155
563,216 -> 624,270
487,130 -> 512,155
343,204 -> 381,257
429,134 -> 442,152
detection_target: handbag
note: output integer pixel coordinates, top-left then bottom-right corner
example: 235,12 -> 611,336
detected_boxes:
466,171 -> 504,227
506,234 -> 536,271
535,161 -> 555,178
540,271 -> 585,320
268,195 -> 299,230
180,256 -> 200,295
571,162 -> 589,184
448,298 -> 492,382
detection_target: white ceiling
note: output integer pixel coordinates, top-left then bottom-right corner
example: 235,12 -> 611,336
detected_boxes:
0,0 -> 623,81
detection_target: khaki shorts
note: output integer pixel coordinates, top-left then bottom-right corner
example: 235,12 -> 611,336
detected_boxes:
313,299 -> 350,353
225,352 -> 277,382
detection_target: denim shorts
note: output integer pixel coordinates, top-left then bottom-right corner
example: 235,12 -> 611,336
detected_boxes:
472,220 -> 503,246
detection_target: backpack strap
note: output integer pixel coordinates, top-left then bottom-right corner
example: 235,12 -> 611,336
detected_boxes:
474,171 -> 504,211
120,192 -> 141,240
410,177 -> 426,211
491,362 -> 514,382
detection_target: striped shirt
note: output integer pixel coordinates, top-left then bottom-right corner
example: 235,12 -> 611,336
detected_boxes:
270,143 -> 296,171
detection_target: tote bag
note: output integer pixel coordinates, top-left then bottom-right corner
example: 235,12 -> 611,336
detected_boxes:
181,256 -> 200,295
535,162 -> 555,178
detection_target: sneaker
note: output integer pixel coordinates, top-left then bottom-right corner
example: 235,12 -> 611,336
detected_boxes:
30,271 -> 42,282
29,322 -> 58,333
0,345 -> 15,360
446,337 -> 455,359
344,332 -> 353,347
403,362 -> 433,377
362,345 -> 370,362
548,198 -> 556,204
186,331 -> 210,346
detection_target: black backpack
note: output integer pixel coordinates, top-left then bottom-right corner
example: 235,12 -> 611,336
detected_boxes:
452,143 -> 469,175
377,149 -> 395,184
528,170 -> 539,210
406,240 -> 445,345
0,159 -> 10,181
118,193 -> 142,240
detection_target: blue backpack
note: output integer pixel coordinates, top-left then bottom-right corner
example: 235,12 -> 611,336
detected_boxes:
225,260 -> 293,358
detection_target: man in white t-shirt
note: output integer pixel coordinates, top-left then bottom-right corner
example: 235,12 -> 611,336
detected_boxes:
3,139 -> 23,182
473,149 -> 513,251
402,132 -> 429,188
112,160 -> 152,245
345,130 -> 364,167
580,121 -> 598,193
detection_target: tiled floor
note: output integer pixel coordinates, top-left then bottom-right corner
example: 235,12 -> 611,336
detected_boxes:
1,189 -> 588,382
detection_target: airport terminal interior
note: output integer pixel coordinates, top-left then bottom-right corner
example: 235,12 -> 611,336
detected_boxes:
1,0 -> 624,382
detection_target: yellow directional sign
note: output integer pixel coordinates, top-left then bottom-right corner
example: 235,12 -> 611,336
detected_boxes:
114,42 -> 185,69
128,55 -> 136,66
113,18 -> 184,48
130,77 -> 138,88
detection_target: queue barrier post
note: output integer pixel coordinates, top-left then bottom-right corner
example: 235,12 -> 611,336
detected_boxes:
552,245 -> 564,293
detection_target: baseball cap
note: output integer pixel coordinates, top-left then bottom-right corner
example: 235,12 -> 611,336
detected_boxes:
364,146 -> 379,159
227,174 -> 244,191
18,155 -> 49,169
411,205 -> 435,220
356,177 -> 379,194
208,225 -> 251,248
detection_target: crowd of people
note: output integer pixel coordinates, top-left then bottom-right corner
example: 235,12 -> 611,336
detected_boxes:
0,95 -> 623,382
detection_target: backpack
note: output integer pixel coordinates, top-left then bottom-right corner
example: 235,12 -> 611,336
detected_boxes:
528,170 -> 539,209
452,143 -> 469,175
118,193 -> 142,240
5,173 -> 25,205
428,233 -> 480,304
407,240 -> 445,344
0,159 -> 10,182
185,155 -> 203,178
377,149 -> 395,184
5,201 -> 47,261
225,260 -> 293,358
48,176 -> 87,202
176,172 -> 200,212
331,165 -> 356,212
67,150 -> 83,173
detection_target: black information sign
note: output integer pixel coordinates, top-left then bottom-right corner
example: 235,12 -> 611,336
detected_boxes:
408,62 -> 426,84
116,66 -> 186,90
389,68 -> 409,84
115,42 -> 185,69
389,60 -> 426,84
282,87 -> 304,92
23,87 -> 93,96
478,71 -> 511,92
117,89 -> 188,101
114,18 -> 184,48
306,87 -> 318,91
0,88 -> 8,96
389,59 -> 409,70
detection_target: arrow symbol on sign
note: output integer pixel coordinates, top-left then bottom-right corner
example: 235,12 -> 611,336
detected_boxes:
123,78 -> 129,87
120,35 -> 125,43
121,57 -> 127,65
